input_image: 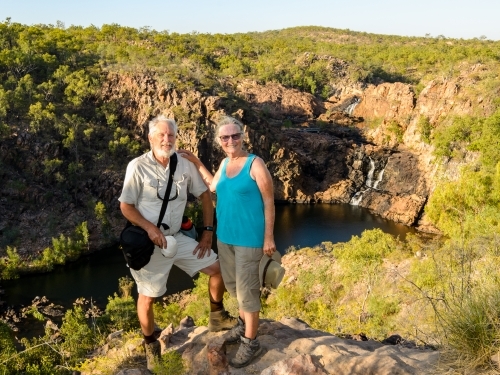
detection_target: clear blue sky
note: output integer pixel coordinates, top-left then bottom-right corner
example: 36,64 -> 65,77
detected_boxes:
1,0 -> 499,40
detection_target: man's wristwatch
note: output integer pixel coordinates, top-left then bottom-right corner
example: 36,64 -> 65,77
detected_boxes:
203,226 -> 214,232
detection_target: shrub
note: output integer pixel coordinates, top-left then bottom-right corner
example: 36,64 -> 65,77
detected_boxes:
417,115 -> 432,144
102,277 -> 139,332
103,294 -> 138,332
426,166 -> 500,239
6,310 -> 96,375
118,276 -> 134,298
153,350 -> 186,375
95,202 -> 111,237
432,115 -> 474,159
31,222 -> 90,272
386,120 -> 404,144
153,302 -> 184,329
15,335 -> 62,374
265,238 -> 419,340
441,286 -> 500,368
59,305 -> 97,366
108,127 -> 142,156
0,246 -> 22,279
332,229 -> 401,282
0,321 -> 17,373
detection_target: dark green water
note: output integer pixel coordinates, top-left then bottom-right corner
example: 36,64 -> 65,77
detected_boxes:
3,203 -> 413,310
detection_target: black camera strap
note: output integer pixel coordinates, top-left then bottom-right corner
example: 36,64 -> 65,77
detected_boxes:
157,153 -> 178,230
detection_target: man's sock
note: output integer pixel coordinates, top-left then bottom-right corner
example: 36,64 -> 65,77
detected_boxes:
144,333 -> 157,344
210,299 -> 224,312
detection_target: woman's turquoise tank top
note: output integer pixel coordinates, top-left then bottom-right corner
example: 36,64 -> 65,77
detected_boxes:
215,154 -> 265,247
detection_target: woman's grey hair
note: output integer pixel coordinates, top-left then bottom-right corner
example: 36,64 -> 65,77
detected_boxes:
148,115 -> 178,135
215,116 -> 244,145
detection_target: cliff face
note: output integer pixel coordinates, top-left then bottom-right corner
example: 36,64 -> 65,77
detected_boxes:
100,64 -> 496,230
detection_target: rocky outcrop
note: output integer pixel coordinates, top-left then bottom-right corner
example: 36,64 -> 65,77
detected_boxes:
104,74 -> 429,226
100,67 -> 494,230
236,80 -> 326,122
86,317 -> 438,375
355,82 -> 416,125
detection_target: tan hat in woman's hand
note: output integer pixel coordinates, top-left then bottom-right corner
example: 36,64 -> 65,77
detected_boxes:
259,252 -> 285,289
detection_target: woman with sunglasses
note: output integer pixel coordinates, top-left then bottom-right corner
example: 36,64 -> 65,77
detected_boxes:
180,115 -> 276,368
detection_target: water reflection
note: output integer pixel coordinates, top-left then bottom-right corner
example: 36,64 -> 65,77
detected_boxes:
274,203 -> 412,251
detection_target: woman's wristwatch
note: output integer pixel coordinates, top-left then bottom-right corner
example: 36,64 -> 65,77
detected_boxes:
203,226 -> 214,231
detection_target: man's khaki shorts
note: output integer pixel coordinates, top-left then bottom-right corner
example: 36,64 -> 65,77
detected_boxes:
130,232 -> 218,297
217,240 -> 262,313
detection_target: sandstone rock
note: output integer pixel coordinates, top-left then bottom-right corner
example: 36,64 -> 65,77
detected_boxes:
159,317 -> 438,375
355,82 -> 415,123
261,353 -> 327,374
207,336 -> 229,375
107,329 -> 123,341
179,315 -> 196,330
45,319 -> 59,332
159,323 -> 173,353
237,79 -> 325,120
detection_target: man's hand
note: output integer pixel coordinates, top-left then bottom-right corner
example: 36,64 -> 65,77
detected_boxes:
192,230 -> 213,259
147,225 -> 167,249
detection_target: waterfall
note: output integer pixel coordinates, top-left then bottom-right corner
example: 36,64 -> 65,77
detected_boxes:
344,97 -> 360,116
349,191 -> 364,205
349,157 -> 387,206
365,158 -> 375,187
372,168 -> 385,189
350,189 -> 368,206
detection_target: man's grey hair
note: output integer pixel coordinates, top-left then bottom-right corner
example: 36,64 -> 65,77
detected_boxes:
215,116 -> 244,145
148,115 -> 178,135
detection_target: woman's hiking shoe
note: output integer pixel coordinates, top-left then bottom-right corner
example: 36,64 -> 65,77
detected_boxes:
229,336 -> 263,368
223,317 -> 245,344
208,309 -> 237,332
144,340 -> 161,371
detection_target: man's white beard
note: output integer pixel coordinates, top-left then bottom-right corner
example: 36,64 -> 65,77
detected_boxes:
154,143 -> 175,158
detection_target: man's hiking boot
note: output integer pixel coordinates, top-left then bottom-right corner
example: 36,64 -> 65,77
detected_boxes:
144,340 -> 161,371
208,309 -> 237,332
223,317 -> 245,344
229,336 -> 263,368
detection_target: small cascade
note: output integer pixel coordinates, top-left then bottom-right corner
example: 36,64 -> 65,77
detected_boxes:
372,168 -> 386,189
350,189 -> 367,206
344,97 -> 360,116
365,158 -> 375,187
349,156 -> 387,206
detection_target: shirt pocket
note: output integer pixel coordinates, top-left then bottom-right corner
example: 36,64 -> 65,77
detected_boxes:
172,172 -> 189,200
143,177 -> 159,201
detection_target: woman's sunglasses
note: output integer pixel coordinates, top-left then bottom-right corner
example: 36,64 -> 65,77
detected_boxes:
219,133 -> 242,142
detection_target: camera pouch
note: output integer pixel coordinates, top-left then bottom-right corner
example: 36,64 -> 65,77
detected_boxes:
119,224 -> 154,270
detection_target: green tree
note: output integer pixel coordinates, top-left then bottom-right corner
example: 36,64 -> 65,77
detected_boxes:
28,101 -> 56,132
